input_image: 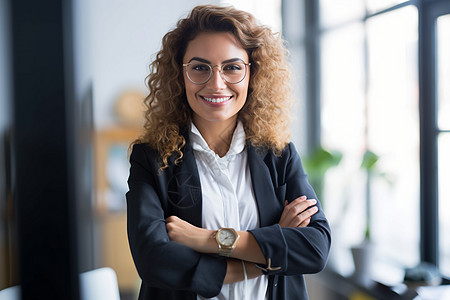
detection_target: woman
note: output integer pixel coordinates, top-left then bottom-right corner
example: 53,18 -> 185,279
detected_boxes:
127,4 -> 331,300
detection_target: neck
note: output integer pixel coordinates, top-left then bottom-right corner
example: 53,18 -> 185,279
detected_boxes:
193,118 -> 237,157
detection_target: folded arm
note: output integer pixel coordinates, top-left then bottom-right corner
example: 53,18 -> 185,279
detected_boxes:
126,144 -> 227,298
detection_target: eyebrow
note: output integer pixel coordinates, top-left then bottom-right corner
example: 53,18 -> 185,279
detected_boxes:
187,57 -> 246,64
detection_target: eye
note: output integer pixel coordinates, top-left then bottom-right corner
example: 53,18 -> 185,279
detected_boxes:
223,63 -> 243,71
190,64 -> 210,72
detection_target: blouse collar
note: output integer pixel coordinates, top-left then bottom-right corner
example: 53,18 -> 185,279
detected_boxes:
189,121 -> 246,158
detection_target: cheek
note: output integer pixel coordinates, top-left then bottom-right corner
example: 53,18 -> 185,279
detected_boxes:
184,83 -> 201,111
238,80 -> 250,100
183,80 -> 197,98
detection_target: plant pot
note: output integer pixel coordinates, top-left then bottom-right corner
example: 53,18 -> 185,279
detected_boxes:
351,241 -> 374,286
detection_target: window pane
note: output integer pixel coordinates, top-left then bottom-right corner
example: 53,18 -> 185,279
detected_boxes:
366,6 -> 419,267
320,0 -> 365,28
437,15 -> 450,130
366,0 -> 408,14
320,23 -> 366,274
439,133 -> 450,276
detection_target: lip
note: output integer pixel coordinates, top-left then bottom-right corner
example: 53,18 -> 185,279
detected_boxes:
200,95 -> 233,107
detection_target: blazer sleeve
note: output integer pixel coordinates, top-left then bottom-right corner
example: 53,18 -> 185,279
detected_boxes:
249,143 -> 331,276
126,144 -> 227,297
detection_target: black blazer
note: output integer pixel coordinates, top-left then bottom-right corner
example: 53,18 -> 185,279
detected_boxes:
126,137 -> 331,300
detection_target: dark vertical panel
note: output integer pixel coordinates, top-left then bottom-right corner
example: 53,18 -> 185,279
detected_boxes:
72,85 -> 96,273
419,0 -> 450,268
10,0 -> 79,298
70,0 -> 96,272
418,0 -> 450,267
303,0 -> 321,151
418,0 -> 439,267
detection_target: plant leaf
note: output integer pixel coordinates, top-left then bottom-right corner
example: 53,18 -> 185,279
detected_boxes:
361,150 -> 379,171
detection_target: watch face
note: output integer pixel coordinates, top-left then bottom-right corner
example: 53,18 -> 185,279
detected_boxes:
218,229 -> 236,246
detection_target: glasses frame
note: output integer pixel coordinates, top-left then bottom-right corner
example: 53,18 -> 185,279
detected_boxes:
182,61 -> 251,85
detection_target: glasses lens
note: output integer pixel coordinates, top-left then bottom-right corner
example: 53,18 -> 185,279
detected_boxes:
222,62 -> 247,84
186,63 -> 211,84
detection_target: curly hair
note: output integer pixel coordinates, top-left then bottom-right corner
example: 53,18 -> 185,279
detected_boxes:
136,4 -> 293,169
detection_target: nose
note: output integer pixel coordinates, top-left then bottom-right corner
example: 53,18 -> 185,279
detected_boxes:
207,66 -> 227,89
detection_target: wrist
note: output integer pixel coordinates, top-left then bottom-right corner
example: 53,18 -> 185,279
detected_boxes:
214,228 -> 240,257
245,262 -> 263,279
193,229 -> 215,253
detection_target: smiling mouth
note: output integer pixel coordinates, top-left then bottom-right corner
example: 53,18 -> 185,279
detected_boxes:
201,96 -> 232,103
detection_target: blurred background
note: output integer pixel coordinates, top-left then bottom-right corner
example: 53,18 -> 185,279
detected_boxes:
1,0 -> 449,299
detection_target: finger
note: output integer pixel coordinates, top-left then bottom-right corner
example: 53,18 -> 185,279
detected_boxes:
286,196 -> 316,211
165,215 -> 180,224
285,199 -> 306,215
292,213 -> 307,227
298,218 -> 311,228
287,199 -> 317,217
280,197 -> 317,227
293,206 -> 319,227
300,206 -> 318,220
286,195 -> 307,208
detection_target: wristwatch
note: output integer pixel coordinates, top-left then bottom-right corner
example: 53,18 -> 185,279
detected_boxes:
214,228 -> 240,257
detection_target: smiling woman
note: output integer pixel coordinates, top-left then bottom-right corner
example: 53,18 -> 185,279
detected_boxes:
126,4 -> 331,300
182,32 -> 250,156
138,5 -> 293,169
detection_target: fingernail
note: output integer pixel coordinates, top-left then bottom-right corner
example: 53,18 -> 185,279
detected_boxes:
301,195 -> 307,199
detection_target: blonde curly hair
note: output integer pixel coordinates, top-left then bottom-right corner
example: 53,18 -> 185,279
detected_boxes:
136,4 -> 293,168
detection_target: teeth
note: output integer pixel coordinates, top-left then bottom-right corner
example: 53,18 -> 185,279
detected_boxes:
203,96 -> 231,103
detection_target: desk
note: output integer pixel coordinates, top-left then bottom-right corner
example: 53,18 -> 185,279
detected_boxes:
306,267 -> 450,300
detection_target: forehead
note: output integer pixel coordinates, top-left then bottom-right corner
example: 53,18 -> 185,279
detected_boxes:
183,32 -> 248,63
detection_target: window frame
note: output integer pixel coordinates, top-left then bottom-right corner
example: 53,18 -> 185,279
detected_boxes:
418,0 -> 450,267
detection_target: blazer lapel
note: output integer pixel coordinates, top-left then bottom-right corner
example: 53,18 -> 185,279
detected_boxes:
247,144 -> 282,226
167,139 -> 203,228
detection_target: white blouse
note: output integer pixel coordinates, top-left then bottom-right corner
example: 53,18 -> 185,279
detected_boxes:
190,121 -> 268,300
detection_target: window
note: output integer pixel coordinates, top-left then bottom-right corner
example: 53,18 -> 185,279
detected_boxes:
320,3 -> 420,271
365,5 -> 420,266
289,0 -> 450,278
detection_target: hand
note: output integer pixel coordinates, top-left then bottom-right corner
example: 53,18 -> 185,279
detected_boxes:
165,216 -> 214,252
278,196 -> 318,228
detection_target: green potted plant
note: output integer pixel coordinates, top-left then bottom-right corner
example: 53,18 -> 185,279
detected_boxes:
302,146 -> 343,204
360,149 -> 379,241
351,149 -> 390,285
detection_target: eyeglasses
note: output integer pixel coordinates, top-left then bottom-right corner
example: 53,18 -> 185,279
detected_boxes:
183,60 -> 251,85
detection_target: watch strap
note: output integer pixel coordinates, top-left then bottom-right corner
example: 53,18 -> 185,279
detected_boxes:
218,245 -> 234,257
